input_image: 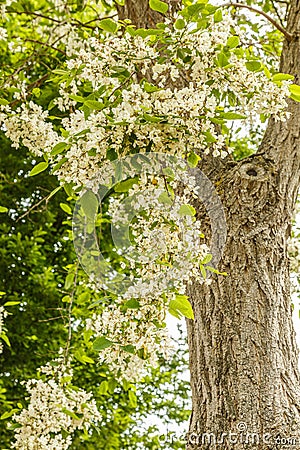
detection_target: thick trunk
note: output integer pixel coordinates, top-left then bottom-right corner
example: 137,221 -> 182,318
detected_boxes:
118,1 -> 300,448
116,0 -> 181,27
186,1 -> 300,449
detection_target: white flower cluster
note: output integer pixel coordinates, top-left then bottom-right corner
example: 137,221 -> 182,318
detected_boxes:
1,102 -> 59,157
85,171 -> 209,379
109,174 -> 209,297
0,26 -> 7,41
1,0 -> 13,18
86,297 -> 173,381
12,359 -> 101,450
1,13 -> 291,188
0,305 -> 8,354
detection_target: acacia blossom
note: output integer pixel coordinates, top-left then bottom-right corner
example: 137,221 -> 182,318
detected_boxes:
12,359 -> 101,450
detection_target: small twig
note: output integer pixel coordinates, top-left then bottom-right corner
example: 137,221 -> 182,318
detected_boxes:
38,316 -> 68,322
25,39 -> 66,55
63,264 -> 79,362
16,184 -> 59,222
223,3 -> 293,42
162,174 -> 171,197
80,13 -> 117,26
7,9 -> 62,23
270,0 -> 285,28
16,194 -> 49,222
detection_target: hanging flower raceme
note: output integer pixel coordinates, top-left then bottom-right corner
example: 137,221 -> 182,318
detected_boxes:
11,358 -> 101,450
0,10 -> 292,188
77,160 -> 218,380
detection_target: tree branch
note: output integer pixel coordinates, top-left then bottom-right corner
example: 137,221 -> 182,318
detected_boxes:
7,9 -> 62,23
25,39 -> 66,55
270,0 -> 285,27
223,2 -> 293,42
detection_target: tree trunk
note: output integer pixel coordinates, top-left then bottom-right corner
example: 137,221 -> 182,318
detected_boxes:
118,1 -> 300,448
186,2 -> 300,448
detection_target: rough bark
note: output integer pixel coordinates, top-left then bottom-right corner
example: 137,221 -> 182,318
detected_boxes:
118,1 -> 300,448
186,1 -> 300,449
116,0 -> 181,28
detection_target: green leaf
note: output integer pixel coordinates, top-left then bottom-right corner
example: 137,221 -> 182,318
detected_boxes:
84,100 -> 104,110
0,98 -> 9,106
0,409 -> 18,420
99,380 -> 109,395
143,113 -> 163,123
121,344 -> 135,354
289,84 -> 300,97
3,301 -> 20,306
115,160 -> 123,182
128,389 -> 137,408
135,28 -> 164,38
114,177 -> 139,193
216,52 -> 229,68
200,264 -> 206,279
48,185 -> 62,201
149,0 -> 168,14
226,36 -> 239,49
64,272 -> 75,290
29,162 -> 48,177
201,254 -> 212,264
124,299 -> 140,309
62,408 -> 81,420
169,294 -> 194,320
52,157 -> 67,173
98,18 -> 118,33
272,73 -> 294,82
245,61 -> 262,72
0,333 -> 10,347
206,265 -> 228,276
81,355 -> 95,364
93,336 -> 114,351
204,131 -> 217,143
219,112 -> 246,120
80,191 -> 99,220
158,191 -> 173,205
143,82 -> 160,93
214,9 -> 222,22
174,18 -> 185,29
197,18 -> 209,30
60,203 -> 72,215
187,152 -> 201,168
0,206 -> 8,213
50,142 -> 70,156
178,204 -> 196,216
69,94 -> 85,103
77,291 -> 90,305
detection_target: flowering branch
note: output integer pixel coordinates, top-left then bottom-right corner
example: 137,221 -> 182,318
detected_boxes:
223,3 -> 293,41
